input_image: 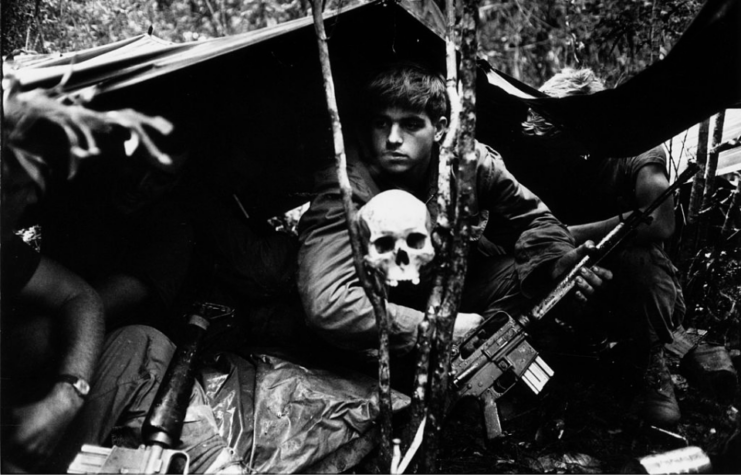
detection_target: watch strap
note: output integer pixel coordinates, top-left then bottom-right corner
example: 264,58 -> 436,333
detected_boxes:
57,374 -> 90,398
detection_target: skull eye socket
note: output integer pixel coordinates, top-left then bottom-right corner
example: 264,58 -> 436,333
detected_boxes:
373,236 -> 396,254
406,232 -> 428,250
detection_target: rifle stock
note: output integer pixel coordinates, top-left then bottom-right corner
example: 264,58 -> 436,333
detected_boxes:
449,162 -> 699,439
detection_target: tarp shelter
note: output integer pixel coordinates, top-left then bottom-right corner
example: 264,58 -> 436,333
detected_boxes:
6,0 -> 740,218
4,0 -> 449,218
4,0 -> 740,471
513,0 -> 741,161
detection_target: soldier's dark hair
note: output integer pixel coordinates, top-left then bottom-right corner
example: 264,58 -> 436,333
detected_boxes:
363,62 -> 450,121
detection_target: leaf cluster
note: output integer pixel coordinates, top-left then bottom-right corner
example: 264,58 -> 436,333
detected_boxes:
477,0 -> 702,88
3,0 -> 363,54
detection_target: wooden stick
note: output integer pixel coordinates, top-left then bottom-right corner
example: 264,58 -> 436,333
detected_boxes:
422,0 -> 480,471
395,416 -> 427,474
391,438 -> 402,475
720,176 -> 741,244
702,111 -> 726,212
310,0 -> 393,467
687,118 -> 710,225
710,133 -> 741,155
403,313 -> 433,453
418,0 -> 460,469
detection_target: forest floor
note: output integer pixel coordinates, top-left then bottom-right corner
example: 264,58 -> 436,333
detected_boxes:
437,250 -> 740,474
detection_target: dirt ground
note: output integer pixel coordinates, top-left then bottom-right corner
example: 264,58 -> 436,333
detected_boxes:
436,252 -> 741,474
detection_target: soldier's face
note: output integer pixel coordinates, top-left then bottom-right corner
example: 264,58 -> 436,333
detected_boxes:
367,107 -> 446,181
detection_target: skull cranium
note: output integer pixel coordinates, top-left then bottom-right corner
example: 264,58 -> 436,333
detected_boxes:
357,189 -> 435,286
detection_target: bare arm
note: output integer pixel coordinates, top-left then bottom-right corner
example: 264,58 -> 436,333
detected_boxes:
8,256 -> 104,469
19,256 -> 104,380
568,164 -> 675,245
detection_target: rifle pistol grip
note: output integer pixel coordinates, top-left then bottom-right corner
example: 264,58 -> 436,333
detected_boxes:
481,387 -> 504,439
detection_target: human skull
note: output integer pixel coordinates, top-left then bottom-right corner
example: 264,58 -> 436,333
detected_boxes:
357,190 -> 435,286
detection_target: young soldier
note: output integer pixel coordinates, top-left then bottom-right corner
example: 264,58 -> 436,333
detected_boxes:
521,68 -> 737,428
297,62 -> 611,386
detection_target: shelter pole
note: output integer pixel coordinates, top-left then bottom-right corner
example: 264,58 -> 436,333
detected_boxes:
699,110 -> 726,247
421,0 -> 480,470
310,0 -> 394,468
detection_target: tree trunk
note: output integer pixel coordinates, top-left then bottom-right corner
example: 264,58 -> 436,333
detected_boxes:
697,111 -> 726,248
681,117 -> 710,264
310,0 -> 393,468
421,0 -> 479,470
688,118 -> 710,225
702,111 -> 726,213
649,0 -> 661,63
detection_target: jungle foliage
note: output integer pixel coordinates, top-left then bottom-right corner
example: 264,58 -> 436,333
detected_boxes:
3,0 -> 702,88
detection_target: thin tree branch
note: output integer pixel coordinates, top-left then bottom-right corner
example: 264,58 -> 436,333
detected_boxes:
710,134 -> 741,155
419,0 -> 460,468
720,175 -> 741,245
403,313 -> 433,457
698,111 -> 726,248
202,0 -> 224,37
310,0 -> 393,468
34,0 -> 47,54
702,110 -> 726,211
688,118 -> 709,225
422,0 -> 479,470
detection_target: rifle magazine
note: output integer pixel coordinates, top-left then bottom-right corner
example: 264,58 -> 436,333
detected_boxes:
521,356 -> 554,394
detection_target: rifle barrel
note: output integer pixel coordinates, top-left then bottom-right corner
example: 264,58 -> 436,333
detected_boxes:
523,162 -> 699,325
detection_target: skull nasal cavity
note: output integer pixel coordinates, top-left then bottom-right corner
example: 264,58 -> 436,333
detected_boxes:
396,249 -> 410,265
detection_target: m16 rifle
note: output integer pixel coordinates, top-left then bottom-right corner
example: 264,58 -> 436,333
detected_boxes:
449,163 -> 700,439
67,303 -> 229,474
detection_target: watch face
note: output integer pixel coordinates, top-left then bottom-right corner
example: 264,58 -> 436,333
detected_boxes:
60,375 -> 90,397
74,378 -> 91,396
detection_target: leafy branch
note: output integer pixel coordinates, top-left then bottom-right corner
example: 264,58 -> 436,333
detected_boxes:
711,133 -> 741,155
2,75 -> 174,191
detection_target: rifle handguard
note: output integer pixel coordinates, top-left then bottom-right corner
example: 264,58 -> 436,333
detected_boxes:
448,163 -> 699,439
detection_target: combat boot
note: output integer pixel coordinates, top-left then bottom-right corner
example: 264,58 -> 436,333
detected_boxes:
681,342 -> 738,404
633,345 -> 681,428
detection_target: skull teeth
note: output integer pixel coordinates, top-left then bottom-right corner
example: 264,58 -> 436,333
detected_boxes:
385,277 -> 422,287
359,189 -> 435,287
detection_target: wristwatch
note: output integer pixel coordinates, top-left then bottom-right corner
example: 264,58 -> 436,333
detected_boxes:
57,374 -> 91,399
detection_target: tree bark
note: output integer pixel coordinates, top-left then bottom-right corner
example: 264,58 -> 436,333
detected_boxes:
310,1 -> 393,468
421,0 -> 479,471
419,0 -> 460,466
688,118 -> 710,225
719,177 -> 740,245
681,117 -> 710,264
702,111 -> 726,211
698,110 -> 726,248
